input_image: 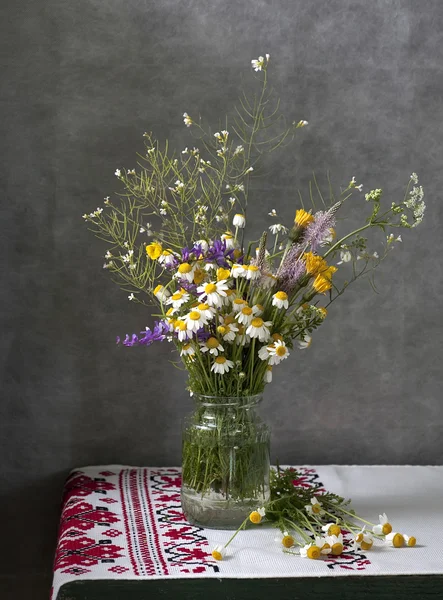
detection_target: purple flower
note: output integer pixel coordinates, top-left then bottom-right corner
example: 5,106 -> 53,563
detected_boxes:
117,320 -> 170,347
179,280 -> 198,295
206,239 -> 236,266
302,203 -> 340,252
277,245 -> 306,294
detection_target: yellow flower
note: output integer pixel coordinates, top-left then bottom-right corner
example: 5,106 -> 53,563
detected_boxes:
386,532 -> 405,547
217,267 -> 231,281
282,534 -> 294,548
178,262 -> 193,274
146,242 -> 162,260
295,209 -> 314,228
307,545 -> 321,559
318,307 -> 328,318
327,524 -> 341,537
313,274 -> 332,294
304,252 -> 327,275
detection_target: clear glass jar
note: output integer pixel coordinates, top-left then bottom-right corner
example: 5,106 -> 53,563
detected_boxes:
181,394 -> 270,529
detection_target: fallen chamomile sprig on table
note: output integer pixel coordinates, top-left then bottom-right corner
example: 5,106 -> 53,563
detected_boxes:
210,466 -> 417,561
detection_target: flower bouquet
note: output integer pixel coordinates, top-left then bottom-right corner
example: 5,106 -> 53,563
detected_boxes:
83,53 -> 425,529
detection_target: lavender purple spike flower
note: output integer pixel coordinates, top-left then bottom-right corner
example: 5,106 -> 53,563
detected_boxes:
302,202 -> 341,252
277,244 -> 306,294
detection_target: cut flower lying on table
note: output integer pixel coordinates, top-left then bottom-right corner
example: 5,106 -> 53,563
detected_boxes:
210,466 -> 417,561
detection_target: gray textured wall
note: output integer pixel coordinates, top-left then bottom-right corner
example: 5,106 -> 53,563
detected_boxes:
1,0 -> 443,597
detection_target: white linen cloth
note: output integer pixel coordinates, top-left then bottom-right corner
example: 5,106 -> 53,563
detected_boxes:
51,465 -> 443,600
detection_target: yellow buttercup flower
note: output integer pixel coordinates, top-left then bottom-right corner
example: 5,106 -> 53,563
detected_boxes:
217,267 -> 231,281
146,242 -> 162,260
295,209 -> 314,228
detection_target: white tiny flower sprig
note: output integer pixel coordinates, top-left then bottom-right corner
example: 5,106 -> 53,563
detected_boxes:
251,54 -> 270,71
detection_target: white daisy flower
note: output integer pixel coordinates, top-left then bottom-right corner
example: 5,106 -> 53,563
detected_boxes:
218,323 -> 238,342
261,272 -> 278,289
235,324 -> 250,346
200,337 -> 224,356
211,356 -> 234,375
321,522 -> 342,536
373,513 -> 393,536
174,320 -> 192,342
300,543 -> 321,559
236,306 -> 254,326
263,365 -> 273,383
221,233 -> 235,249
231,264 -> 247,279
252,304 -> 264,317
197,280 -> 229,307
304,496 -> 324,516
268,340 -> 290,365
211,545 -> 226,561
230,299 -> 247,315
180,343 -> 195,357
325,534 -> 344,556
196,302 -> 216,321
158,250 -> 176,267
184,309 -> 209,332
313,536 -> 331,555
166,289 -> 190,309
245,265 -> 261,280
175,262 -> 196,283
195,239 -> 209,253
153,285 -> 171,303
272,291 -> 289,309
269,223 -> 288,235
221,288 -> 236,306
233,214 -> 246,228
385,532 -> 405,548
353,527 -> 374,551
298,334 -> 312,349
258,344 -> 273,361
404,534 -> 417,547
246,317 -> 272,342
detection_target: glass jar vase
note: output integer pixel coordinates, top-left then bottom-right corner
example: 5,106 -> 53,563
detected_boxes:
181,394 -> 270,529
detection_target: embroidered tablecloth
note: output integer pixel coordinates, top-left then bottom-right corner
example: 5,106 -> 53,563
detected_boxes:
51,465 -> 443,600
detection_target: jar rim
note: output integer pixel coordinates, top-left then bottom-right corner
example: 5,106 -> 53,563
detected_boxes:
191,393 -> 263,407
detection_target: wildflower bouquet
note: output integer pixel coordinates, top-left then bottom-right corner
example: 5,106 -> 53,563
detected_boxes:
83,53 -> 425,528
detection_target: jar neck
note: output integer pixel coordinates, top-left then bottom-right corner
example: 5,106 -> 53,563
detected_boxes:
192,393 -> 263,409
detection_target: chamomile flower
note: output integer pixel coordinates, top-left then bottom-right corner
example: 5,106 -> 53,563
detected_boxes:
232,298 -> 248,313
258,344 -> 273,361
236,306 -> 254,326
211,545 -> 226,561
264,365 -> 273,383
174,320 -> 192,342
184,309 -> 209,332
353,528 -> 374,551
325,534 -> 344,556
158,250 -> 176,267
385,532 -> 405,548
221,233 -> 235,249
373,513 -> 393,535
245,265 -> 261,280
197,280 -> 229,307
166,289 -> 190,309
231,264 -> 247,279
272,291 -> 289,309
235,323 -> 250,346
305,497 -> 324,516
274,531 -> 295,549
200,337 -> 224,356
211,356 -> 234,375
252,304 -> 264,317
180,343 -> 195,358
300,543 -> 321,559
269,223 -> 288,235
153,284 -> 170,303
297,334 -> 312,349
246,318 -> 272,342
404,535 -> 417,547
196,302 -> 216,320
176,262 -> 196,282
249,507 -> 266,523
313,536 -> 331,555
322,523 -> 342,537
222,288 -> 236,306
217,321 -> 239,342
261,272 -> 278,289
268,340 -> 290,365
233,214 -> 246,228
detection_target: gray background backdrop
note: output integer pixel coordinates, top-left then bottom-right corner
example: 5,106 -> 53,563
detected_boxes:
1,0 -> 442,597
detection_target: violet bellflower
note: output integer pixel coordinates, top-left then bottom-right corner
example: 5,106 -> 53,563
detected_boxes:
116,320 -> 170,347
